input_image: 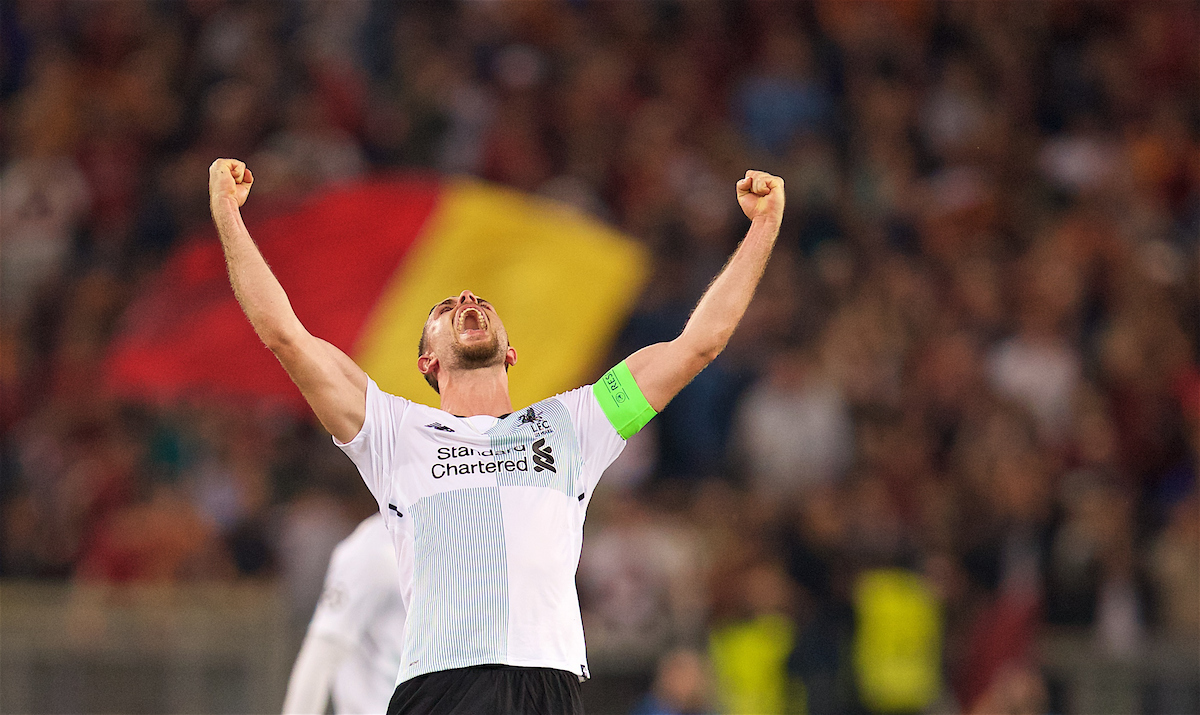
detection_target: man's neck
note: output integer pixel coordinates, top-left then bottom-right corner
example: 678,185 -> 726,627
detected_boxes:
437,367 -> 514,418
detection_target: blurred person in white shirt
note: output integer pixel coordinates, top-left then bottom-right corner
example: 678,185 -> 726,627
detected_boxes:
283,514 -> 411,715
732,349 -> 853,498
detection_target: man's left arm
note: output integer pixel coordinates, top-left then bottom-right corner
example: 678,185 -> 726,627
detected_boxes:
281,631 -> 350,714
623,170 -> 785,411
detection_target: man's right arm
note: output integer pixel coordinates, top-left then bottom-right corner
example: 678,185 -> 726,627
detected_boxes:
209,158 -> 366,442
622,170 -> 785,412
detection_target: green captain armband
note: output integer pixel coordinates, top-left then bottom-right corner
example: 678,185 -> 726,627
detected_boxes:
593,361 -> 657,439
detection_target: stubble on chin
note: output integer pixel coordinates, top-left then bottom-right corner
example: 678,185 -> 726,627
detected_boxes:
450,334 -> 505,369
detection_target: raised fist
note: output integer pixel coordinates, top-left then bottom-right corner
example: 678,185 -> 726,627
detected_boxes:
209,158 -> 254,208
736,170 -> 785,224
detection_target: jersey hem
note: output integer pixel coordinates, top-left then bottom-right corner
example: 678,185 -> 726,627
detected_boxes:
399,656 -> 589,684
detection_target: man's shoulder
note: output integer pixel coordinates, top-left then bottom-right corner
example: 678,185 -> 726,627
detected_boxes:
526,384 -> 596,417
542,382 -> 597,406
512,385 -> 612,438
344,513 -> 389,547
368,379 -> 445,420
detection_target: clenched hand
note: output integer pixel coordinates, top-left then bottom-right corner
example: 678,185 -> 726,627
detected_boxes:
736,170 -> 785,225
209,158 -> 254,208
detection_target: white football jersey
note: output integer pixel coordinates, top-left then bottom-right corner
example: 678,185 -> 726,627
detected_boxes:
308,513 -> 411,713
335,378 -> 627,683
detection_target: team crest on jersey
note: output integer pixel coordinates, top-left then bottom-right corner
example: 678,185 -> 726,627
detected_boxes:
518,406 -> 554,436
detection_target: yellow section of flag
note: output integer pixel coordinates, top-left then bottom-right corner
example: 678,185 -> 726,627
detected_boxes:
354,178 -> 649,409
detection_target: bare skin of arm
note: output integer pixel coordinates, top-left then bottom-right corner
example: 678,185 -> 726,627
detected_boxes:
625,170 -> 785,411
209,158 -> 367,442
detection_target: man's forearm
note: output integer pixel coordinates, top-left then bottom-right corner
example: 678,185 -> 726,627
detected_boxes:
620,170 -> 783,411
678,215 -> 781,359
207,158 -> 368,442
211,196 -> 305,350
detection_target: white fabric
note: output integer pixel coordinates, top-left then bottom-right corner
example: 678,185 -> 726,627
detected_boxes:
281,632 -> 350,715
335,378 -> 626,683
285,514 -> 409,714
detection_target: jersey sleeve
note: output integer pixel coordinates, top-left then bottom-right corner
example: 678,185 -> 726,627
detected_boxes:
558,360 -> 658,493
333,377 -> 407,508
308,520 -> 405,645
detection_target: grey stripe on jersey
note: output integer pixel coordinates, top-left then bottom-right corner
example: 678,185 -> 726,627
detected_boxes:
488,399 -> 581,498
403,487 -> 509,681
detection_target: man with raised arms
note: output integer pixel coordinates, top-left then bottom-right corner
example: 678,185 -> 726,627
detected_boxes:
208,159 -> 784,715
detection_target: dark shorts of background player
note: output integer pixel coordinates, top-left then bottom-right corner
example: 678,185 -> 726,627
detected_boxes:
387,664 -> 584,715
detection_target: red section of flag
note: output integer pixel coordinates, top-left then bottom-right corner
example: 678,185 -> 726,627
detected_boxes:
103,179 -> 440,407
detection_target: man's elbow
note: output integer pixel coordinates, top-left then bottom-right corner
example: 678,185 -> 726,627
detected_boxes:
262,325 -> 306,355
263,331 -> 293,354
678,334 -> 726,367
695,341 -> 725,365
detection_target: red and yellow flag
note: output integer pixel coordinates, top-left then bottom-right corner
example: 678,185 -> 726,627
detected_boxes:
104,177 -> 648,410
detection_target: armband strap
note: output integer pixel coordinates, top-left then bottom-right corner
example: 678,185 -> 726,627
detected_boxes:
592,361 -> 657,439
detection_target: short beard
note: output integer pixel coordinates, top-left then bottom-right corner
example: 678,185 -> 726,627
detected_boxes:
450,333 -> 505,370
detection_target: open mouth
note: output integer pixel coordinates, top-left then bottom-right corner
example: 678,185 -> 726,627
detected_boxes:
455,306 -> 489,335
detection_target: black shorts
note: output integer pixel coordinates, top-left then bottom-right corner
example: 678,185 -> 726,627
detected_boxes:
386,664 -> 584,715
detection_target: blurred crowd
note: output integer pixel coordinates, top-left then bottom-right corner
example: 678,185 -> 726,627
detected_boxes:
1,1 -> 1198,713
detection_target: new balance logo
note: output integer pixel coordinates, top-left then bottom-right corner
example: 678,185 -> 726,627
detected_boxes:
532,438 -> 556,473
424,422 -> 455,432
